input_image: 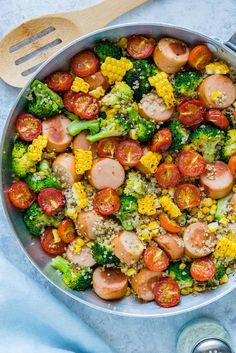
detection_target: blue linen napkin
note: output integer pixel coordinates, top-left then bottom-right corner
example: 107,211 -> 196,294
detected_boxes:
0,254 -> 115,353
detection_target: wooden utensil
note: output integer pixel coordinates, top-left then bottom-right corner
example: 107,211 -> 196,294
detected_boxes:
0,0 -> 148,88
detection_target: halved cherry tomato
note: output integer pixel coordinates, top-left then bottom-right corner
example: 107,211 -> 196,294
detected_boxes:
8,181 -> 35,209
93,188 -> 120,215
57,219 -> 77,243
178,99 -> 206,128
177,150 -> 206,177
16,114 -> 42,142
159,213 -> 182,233
150,128 -> 172,152
63,90 -> 77,112
190,257 -> 216,281
98,137 -> 121,158
71,50 -> 99,77
206,109 -> 229,129
44,71 -> 73,92
40,227 -> 66,255
127,35 -> 155,59
233,109 -> 236,121
174,183 -> 201,210
188,44 -> 213,70
156,163 -> 181,188
228,154 -> 236,176
115,140 -> 143,166
72,93 -> 100,119
38,188 -> 65,215
144,245 -> 169,272
152,278 -> 180,308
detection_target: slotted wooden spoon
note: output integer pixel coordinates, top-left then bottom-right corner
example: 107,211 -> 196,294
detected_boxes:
0,0 -> 148,88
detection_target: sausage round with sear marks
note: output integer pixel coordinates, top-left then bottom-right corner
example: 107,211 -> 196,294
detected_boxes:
72,131 -> 97,157
139,92 -> 174,122
66,243 -> 96,267
154,233 -> 184,260
131,268 -> 162,302
76,210 -> 102,240
52,153 -> 81,187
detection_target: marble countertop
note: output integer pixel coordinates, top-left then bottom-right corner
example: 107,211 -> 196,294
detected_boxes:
0,1 -> 236,352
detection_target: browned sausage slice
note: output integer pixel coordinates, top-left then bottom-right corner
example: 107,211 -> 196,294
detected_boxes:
139,92 -> 174,122
42,114 -> 73,152
200,161 -> 234,199
154,234 -> 184,260
77,210 -> 103,240
111,231 -> 144,265
88,158 -> 125,190
72,131 -> 97,157
52,153 -> 80,187
183,222 -> 216,258
153,37 -> 189,74
198,75 -> 236,109
93,267 -> 128,300
66,243 -> 96,267
84,71 -> 110,91
131,268 -> 162,302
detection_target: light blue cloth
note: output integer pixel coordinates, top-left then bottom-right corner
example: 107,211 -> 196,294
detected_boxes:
0,254 -> 115,353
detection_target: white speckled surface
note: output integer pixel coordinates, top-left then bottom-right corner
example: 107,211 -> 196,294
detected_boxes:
1,1 -> 236,352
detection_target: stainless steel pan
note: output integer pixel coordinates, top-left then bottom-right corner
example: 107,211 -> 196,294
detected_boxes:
1,23 -> 236,317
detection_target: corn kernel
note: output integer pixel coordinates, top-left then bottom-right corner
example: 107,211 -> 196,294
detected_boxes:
71,77 -> 90,93
179,263 -> 186,270
74,149 -> 93,175
220,274 -> 228,284
205,62 -> 229,75
127,268 -> 137,276
206,215 -> 214,222
181,287 -> 193,295
52,229 -> 61,243
165,154 -> 173,163
220,217 -> 228,225
158,196 -> 181,218
73,238 -> 85,253
101,57 -> 133,84
140,224 -> 147,230
208,222 -> 219,232
86,241 -> 94,248
233,185 -> 236,193
72,182 -> 88,209
202,206 -> 210,214
89,86 -> 105,99
210,91 -> 223,102
149,72 -> 176,109
117,37 -> 128,49
125,287 -> 132,297
139,151 -> 162,174
138,195 -> 156,215
148,221 -> 159,230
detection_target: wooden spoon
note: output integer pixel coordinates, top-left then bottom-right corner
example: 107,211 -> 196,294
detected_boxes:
0,0 -> 148,88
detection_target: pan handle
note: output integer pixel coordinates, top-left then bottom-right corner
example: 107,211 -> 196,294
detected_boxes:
224,32 -> 236,52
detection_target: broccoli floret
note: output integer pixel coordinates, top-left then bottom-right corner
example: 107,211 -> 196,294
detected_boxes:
178,212 -> 188,226
94,40 -> 122,62
51,256 -> 92,290
27,79 -> 63,118
101,81 -> 133,108
221,129 -> 236,161
26,163 -> 61,192
207,264 -> 226,287
67,118 -> 100,137
173,70 -> 203,96
23,203 -> 61,236
11,139 -> 32,178
168,262 -> 193,288
190,125 -> 225,163
215,193 -> 233,220
91,241 -> 120,265
63,110 -> 78,121
87,115 -> 131,142
168,120 -> 190,152
128,107 -> 156,143
125,60 -> 157,102
116,195 -> 138,230
124,171 -> 147,198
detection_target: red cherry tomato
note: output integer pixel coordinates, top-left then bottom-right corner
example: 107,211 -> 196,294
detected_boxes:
8,181 -> 35,209
177,150 -> 206,177
155,163 -> 181,188
228,154 -> 236,177
63,90 -> 77,112
174,183 -> 201,210
127,35 -> 155,59
97,137 -> 122,158
44,71 -> 73,92
71,50 -> 99,77
57,219 -> 77,244
188,45 -> 213,70
93,188 -> 120,216
150,128 -> 172,152
16,114 -> 42,142
38,188 -> 65,215
115,140 -> 143,166
152,278 -> 180,308
190,257 -> 216,281
159,213 -> 182,233
40,227 -> 66,255
144,245 -> 169,272
178,99 -> 206,128
72,93 -> 100,119
206,109 -> 229,129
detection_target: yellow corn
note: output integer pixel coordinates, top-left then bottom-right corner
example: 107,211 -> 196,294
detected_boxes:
65,207 -> 78,220
89,86 -> 105,99
139,152 -> 162,174
27,134 -> 48,163
205,62 -> 229,75
210,91 -> 223,103
125,287 -> 132,297
138,195 -> 156,215
181,287 -> 193,295
220,274 -> 228,284
179,263 -> 186,270
71,77 -> 90,93
208,222 -> 219,232
214,237 -> 236,259
74,149 -> 93,175
117,37 -> 128,49
219,217 -> 228,225
165,154 -> 173,163
52,229 -> 61,243
158,196 -> 181,218
86,241 -> 94,248
148,72 -> 176,109
233,185 -> 236,193
72,182 -> 88,209
101,57 -> 133,84
73,238 -> 85,253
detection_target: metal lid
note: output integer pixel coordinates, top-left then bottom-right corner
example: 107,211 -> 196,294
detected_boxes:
193,338 -> 232,353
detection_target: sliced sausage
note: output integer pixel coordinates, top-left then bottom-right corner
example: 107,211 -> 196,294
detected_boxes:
131,268 -> 162,302
198,75 -> 236,109
138,92 -> 174,122
88,158 -> 125,190
52,153 -> 80,187
111,231 -> 144,265
230,193 -> 236,212
200,161 -> 234,199
84,71 -> 110,91
154,234 -> 184,260
153,37 -> 189,74
183,222 -> 216,258
72,131 -> 97,158
66,243 -> 96,267
93,267 -> 128,300
42,114 -> 73,152
77,210 -> 102,240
